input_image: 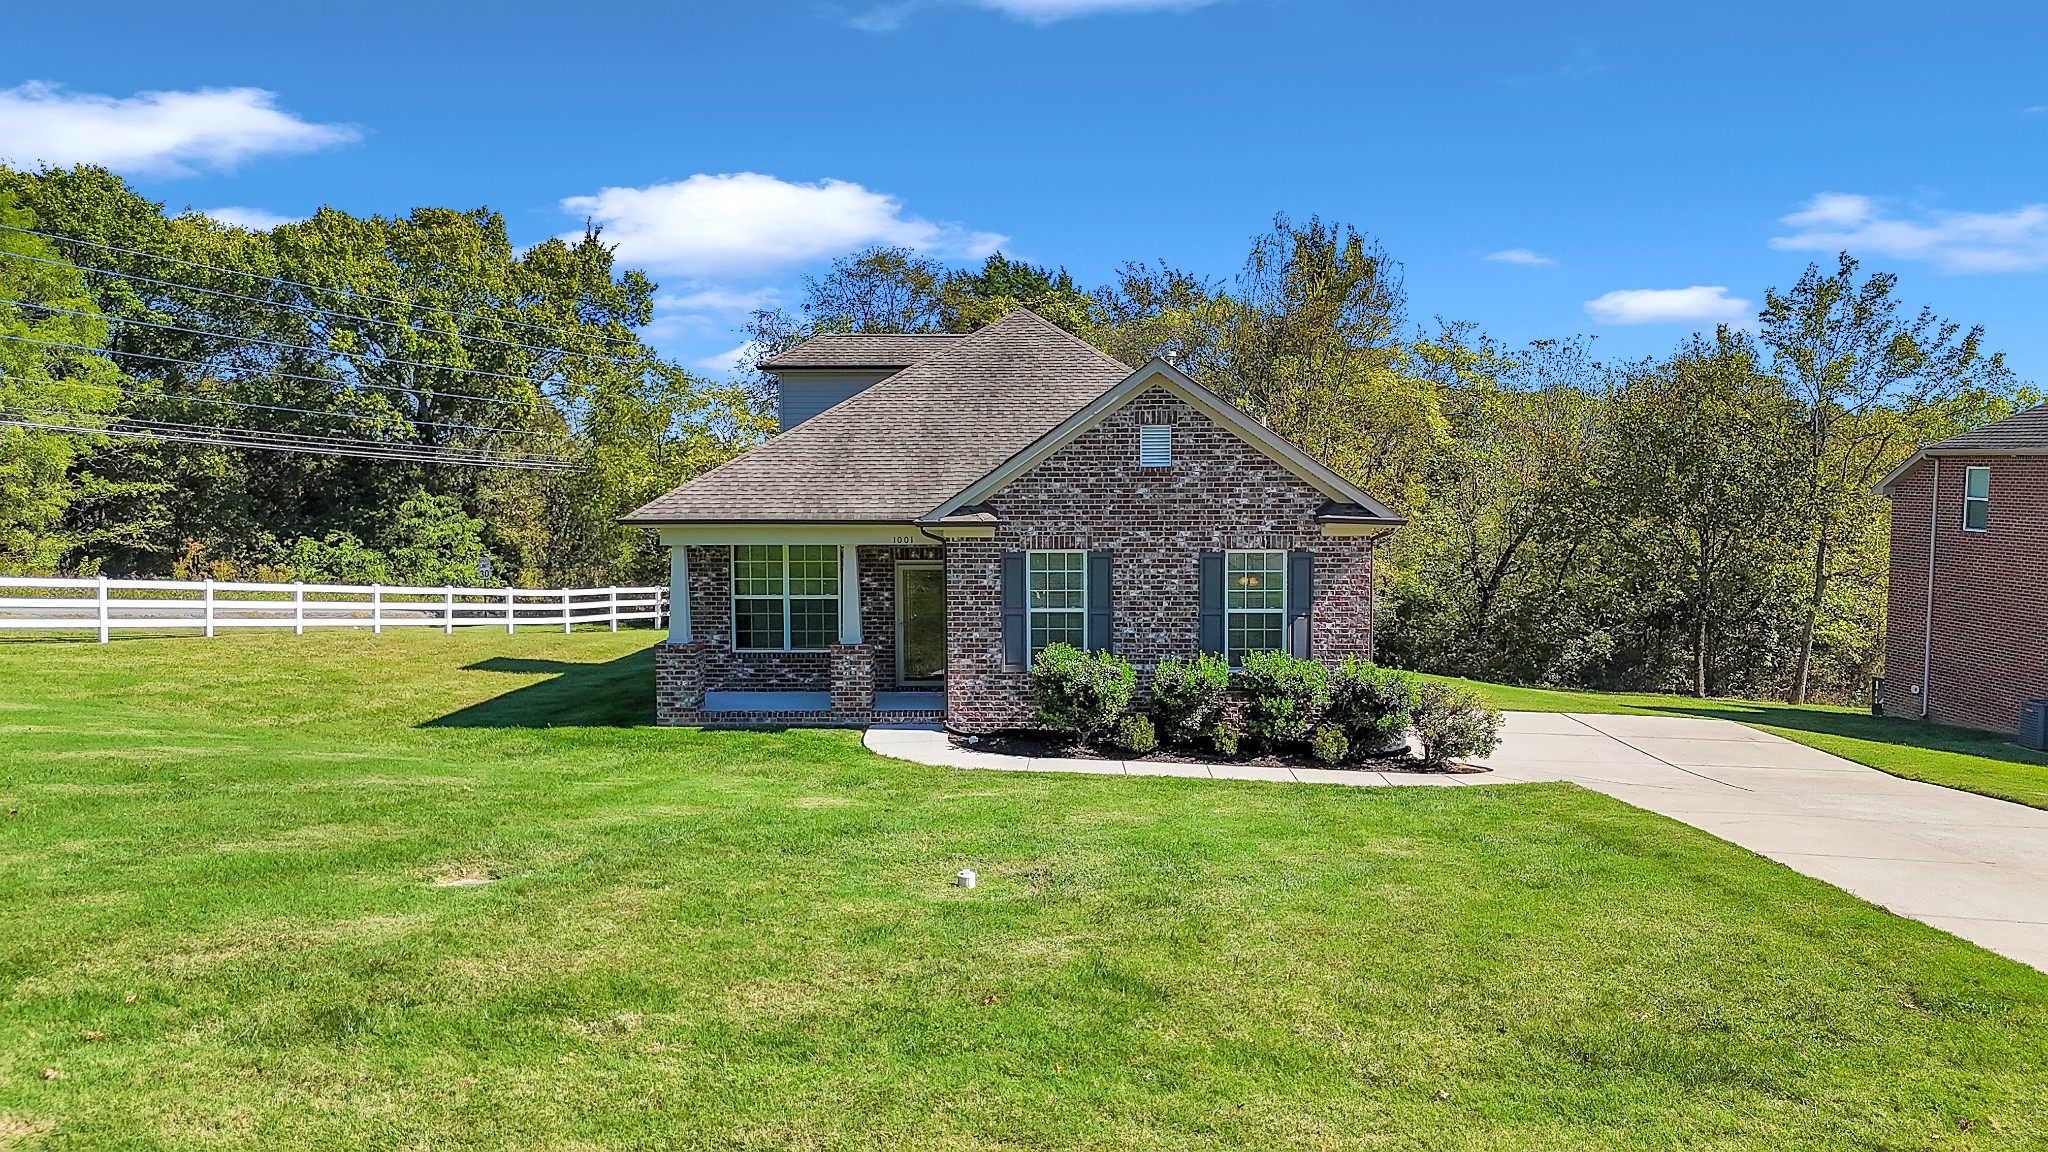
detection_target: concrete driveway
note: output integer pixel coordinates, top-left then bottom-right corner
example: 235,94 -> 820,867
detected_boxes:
1480,712 -> 2048,972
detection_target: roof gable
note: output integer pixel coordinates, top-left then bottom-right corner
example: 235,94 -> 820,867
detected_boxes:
1877,403 -> 2048,493
922,359 -> 1403,525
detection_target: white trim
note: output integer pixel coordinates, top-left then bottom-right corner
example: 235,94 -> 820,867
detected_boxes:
1026,549 -> 1087,657
1224,549 -> 1287,664
838,545 -> 862,644
1961,465 -> 1990,532
729,544 -> 843,653
925,359 -> 1403,524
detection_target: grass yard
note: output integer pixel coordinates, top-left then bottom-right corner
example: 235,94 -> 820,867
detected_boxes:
4,630 -> 2048,1150
1442,677 -> 2048,812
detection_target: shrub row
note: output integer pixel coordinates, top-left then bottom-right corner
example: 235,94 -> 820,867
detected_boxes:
1027,644 -> 1503,768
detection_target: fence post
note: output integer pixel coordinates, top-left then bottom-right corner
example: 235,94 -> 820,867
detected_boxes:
371,584 -> 383,634
203,577 -> 216,638
505,587 -> 516,635
608,586 -> 619,633
444,586 -> 455,635
562,588 -> 573,635
96,574 -> 110,644
293,581 -> 304,635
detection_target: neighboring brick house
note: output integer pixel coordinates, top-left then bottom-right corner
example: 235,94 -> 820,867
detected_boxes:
1879,405 -> 2048,733
623,309 -> 1404,732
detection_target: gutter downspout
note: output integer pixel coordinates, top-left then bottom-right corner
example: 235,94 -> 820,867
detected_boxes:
1923,458 -> 1938,718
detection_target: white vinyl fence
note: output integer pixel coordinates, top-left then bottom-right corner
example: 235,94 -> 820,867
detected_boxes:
0,575 -> 668,642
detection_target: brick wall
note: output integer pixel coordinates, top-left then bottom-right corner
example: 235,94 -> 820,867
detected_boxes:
858,544 -> 941,690
1884,455 -> 2048,732
946,385 -> 1378,733
653,639 -> 708,724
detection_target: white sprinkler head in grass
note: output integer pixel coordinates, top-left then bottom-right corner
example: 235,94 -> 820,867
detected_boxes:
956,868 -> 977,889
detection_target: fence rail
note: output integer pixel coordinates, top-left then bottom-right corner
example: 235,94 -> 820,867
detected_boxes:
0,575 -> 668,642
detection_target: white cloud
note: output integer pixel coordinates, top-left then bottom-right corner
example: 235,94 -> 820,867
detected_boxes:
1484,247 -> 1554,266
691,341 -> 754,374
0,82 -> 357,177
660,287 -> 781,315
1584,286 -> 1752,326
1770,192 -> 2048,273
560,172 -> 1006,277
202,206 -> 299,231
974,0 -> 1220,20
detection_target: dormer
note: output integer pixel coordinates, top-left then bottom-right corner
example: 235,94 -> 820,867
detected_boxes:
758,333 -> 966,430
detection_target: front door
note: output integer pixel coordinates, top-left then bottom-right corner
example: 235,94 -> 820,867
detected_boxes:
896,563 -> 945,686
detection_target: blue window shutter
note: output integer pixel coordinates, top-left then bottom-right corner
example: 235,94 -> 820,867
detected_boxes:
1198,551 -> 1225,656
1001,551 -> 1028,671
1287,550 -> 1315,658
1086,550 -> 1113,652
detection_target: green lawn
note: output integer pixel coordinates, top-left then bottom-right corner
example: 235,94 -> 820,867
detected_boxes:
1439,677 -> 2048,812
4,631 -> 2048,1150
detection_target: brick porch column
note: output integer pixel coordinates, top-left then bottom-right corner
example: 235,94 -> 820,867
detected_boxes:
654,639 -> 709,724
829,642 -> 876,723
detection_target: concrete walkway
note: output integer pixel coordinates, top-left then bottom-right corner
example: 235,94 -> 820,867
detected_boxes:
863,713 -> 2048,972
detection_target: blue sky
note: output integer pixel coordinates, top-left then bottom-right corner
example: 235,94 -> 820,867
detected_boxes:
7,0 -> 2048,381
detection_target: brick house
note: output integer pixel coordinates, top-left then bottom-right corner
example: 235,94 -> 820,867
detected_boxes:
1879,405 -> 2048,732
623,310 -> 1404,732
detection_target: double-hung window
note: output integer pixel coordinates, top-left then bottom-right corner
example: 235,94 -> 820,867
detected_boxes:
1027,550 -> 1086,655
732,544 -> 840,651
1225,550 -> 1286,664
1963,466 -> 1990,532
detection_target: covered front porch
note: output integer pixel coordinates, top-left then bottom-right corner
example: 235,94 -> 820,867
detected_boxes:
651,522 -> 974,728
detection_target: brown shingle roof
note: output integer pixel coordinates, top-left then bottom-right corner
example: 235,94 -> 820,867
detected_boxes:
1924,404 -> 2048,452
756,333 -> 965,370
626,311 -> 1131,524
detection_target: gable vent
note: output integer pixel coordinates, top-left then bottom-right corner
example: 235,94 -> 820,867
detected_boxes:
1139,424 -> 1173,467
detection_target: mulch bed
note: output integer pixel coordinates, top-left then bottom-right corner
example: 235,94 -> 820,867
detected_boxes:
952,730 -> 1491,774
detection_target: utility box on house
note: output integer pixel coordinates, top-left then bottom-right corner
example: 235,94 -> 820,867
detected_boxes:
2019,700 -> 2048,751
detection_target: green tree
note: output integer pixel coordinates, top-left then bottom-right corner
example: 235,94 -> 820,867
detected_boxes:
1760,254 -> 2015,702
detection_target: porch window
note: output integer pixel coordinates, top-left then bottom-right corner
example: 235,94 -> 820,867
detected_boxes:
731,544 -> 840,651
1225,550 -> 1286,664
1963,466 -> 1990,531
1027,550 -> 1086,656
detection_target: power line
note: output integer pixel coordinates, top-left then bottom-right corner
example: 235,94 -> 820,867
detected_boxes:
19,300 -> 564,390
0,221 -> 643,350
0,406 -> 580,470
0,246 -> 645,369
70,380 -> 553,439
0,332 -> 545,410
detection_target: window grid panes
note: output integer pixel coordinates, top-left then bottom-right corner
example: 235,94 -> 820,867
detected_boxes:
1028,550 -> 1087,656
1964,466 -> 1990,531
731,544 -> 840,651
1225,550 -> 1286,664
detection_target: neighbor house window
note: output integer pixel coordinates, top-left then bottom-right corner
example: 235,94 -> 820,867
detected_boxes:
1225,550 -> 1286,664
1027,550 -> 1086,655
1963,466 -> 1990,531
731,544 -> 840,651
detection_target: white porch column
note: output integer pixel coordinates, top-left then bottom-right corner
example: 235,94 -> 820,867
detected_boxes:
668,545 -> 692,643
838,544 -> 862,644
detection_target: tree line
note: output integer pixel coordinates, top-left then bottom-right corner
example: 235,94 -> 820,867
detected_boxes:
1,166 -> 2031,702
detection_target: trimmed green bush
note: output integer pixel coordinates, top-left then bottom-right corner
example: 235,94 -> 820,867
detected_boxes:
1110,714 -> 1158,755
1237,649 -> 1328,750
1150,654 -> 1231,747
1310,725 -> 1349,765
1209,719 -> 1241,757
1411,681 -> 1504,768
1030,643 -> 1136,743
1324,657 -> 1419,754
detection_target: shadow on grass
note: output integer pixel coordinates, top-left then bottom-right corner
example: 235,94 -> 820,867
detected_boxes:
1651,701 -> 2048,770
424,650 -> 656,728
